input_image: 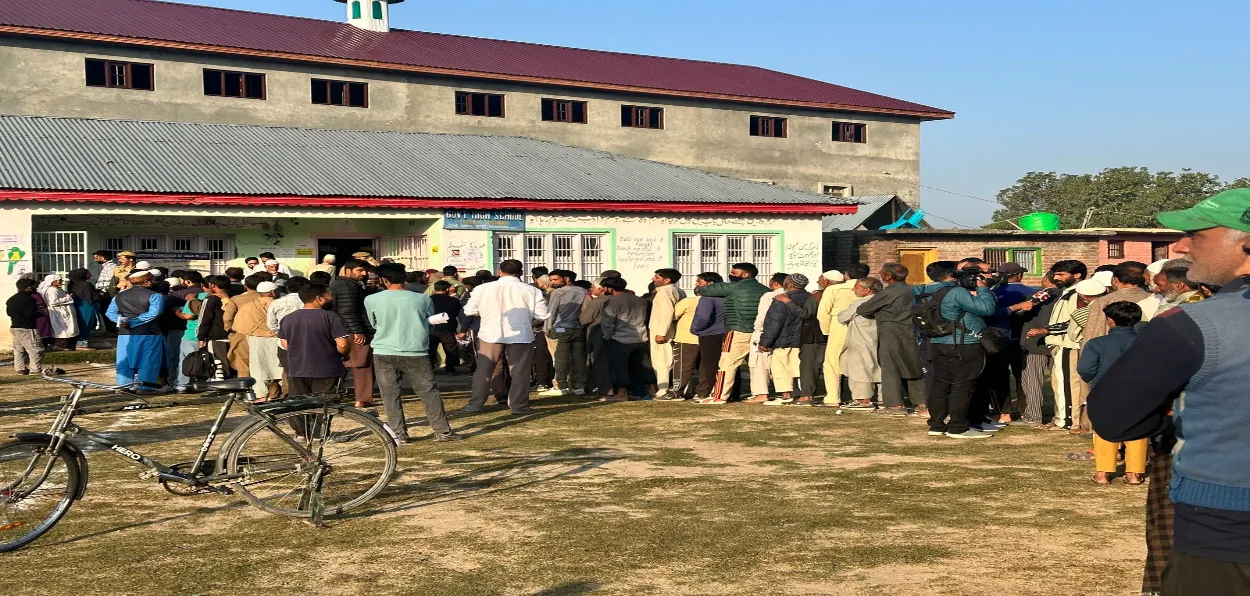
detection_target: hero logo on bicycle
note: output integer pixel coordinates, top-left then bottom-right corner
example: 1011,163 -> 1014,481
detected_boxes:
110,445 -> 143,461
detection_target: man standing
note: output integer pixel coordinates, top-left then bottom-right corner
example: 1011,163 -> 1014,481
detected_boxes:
819,269 -> 860,406
256,252 -> 291,276
240,281 -> 282,400
312,254 -> 338,278
8,278 -> 43,375
1089,189 -> 1250,595
106,271 -> 166,395
916,265 -> 997,437
856,263 -> 926,413
580,276 -> 613,398
980,263 -> 1037,424
838,277 -> 883,408
1018,274 -> 1060,425
689,273 -> 728,401
758,274 -> 812,405
649,268 -> 686,399
330,259 -> 376,409
92,250 -> 117,332
543,269 -> 588,397
1039,260 -> 1089,430
599,277 -> 649,402
224,274 -> 263,378
742,273 -> 788,403
698,263 -> 769,404
279,283 -> 351,396
366,265 -> 460,443
196,275 -> 233,379
428,280 -> 463,374
464,259 -> 550,415
668,283 -> 704,401
791,273 -> 829,406
1082,262 -> 1157,344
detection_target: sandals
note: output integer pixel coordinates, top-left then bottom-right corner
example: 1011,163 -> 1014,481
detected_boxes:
1092,473 -> 1112,485
1125,473 -> 1145,485
1067,452 -> 1095,461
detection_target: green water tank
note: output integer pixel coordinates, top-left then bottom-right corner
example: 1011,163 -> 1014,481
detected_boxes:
1018,212 -> 1062,231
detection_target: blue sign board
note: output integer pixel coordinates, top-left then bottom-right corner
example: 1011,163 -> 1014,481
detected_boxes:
442,210 -> 526,231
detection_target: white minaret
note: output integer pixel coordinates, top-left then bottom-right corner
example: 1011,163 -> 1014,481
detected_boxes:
336,0 -> 404,33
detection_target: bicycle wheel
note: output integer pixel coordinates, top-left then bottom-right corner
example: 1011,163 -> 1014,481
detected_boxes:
224,406 -> 396,518
0,438 -> 80,553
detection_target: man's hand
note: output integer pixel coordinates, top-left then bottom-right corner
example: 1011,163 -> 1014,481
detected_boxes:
352,333 -> 366,346
758,345 -> 771,353
198,341 -> 207,348
654,336 -> 668,344
456,333 -> 466,340
1010,300 -> 1035,313
775,294 -> 791,304
1025,328 -> 1047,338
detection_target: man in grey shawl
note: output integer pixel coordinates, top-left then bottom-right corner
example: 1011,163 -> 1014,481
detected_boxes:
838,277 -> 883,408
855,263 -> 925,414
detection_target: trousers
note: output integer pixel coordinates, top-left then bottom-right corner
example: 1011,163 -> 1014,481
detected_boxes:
552,330 -> 588,391
11,328 -> 43,373
428,330 -> 459,372
1020,352 -> 1051,423
373,354 -> 452,439
1051,347 -> 1083,429
650,338 -> 676,393
799,342 -> 827,399
671,341 -> 701,398
606,340 -> 648,390
345,338 -> 375,406
1164,551 -> 1250,596
531,331 -> 553,387
713,331 -> 754,401
747,331 -> 771,396
769,347 -> 801,393
825,330 -> 846,404
1145,448 -> 1175,594
1093,434 -> 1147,474
926,343 -> 985,434
116,334 -> 164,387
469,341 -> 534,411
848,379 -> 879,403
696,334 -> 724,398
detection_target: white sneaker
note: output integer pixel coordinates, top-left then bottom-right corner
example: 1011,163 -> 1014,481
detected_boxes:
763,398 -> 793,406
946,430 -> 992,439
927,431 -> 946,437
539,388 -> 570,397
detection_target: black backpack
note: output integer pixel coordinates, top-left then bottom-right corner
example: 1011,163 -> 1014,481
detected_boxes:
912,286 -> 959,338
181,347 -> 216,381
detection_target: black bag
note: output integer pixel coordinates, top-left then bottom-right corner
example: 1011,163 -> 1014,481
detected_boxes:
182,347 -> 216,381
912,287 -> 958,338
979,327 -> 1008,355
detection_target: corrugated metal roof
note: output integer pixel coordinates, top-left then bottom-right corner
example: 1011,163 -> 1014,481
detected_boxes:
0,0 -> 952,119
821,195 -> 898,231
0,115 -> 854,207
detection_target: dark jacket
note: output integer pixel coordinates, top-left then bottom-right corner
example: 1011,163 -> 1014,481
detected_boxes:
329,277 -> 373,335
429,293 -> 462,333
697,278 -> 770,333
690,295 -> 726,337
800,289 -> 826,344
1077,326 -> 1137,388
7,291 -> 39,329
760,290 -> 811,349
912,282 -> 997,345
196,295 -> 229,341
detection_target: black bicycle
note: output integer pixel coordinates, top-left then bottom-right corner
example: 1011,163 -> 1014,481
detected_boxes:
0,375 -> 397,552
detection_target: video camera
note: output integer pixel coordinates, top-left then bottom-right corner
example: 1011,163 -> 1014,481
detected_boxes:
951,266 -> 1009,292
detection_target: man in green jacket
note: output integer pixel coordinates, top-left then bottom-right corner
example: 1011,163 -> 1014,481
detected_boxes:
695,262 -> 770,404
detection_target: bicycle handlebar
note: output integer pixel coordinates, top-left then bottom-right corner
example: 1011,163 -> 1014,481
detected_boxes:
41,374 -> 140,392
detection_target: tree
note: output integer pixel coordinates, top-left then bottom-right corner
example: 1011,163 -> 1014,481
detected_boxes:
988,167 -> 1246,229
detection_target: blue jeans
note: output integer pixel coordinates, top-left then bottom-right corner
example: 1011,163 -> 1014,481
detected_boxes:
173,338 -> 197,389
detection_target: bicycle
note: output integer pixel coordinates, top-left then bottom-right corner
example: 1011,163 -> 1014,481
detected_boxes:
0,375 -> 397,552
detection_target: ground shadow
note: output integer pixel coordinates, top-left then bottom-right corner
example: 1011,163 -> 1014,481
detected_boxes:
532,580 -> 601,595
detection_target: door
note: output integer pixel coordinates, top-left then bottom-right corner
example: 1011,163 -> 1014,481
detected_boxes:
1151,241 -> 1171,262
898,249 -> 936,285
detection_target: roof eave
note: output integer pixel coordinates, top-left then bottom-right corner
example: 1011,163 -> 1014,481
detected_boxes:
0,25 -> 955,120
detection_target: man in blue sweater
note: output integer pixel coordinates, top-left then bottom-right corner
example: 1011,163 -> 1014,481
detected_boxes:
1089,189 -> 1250,595
914,264 -> 998,438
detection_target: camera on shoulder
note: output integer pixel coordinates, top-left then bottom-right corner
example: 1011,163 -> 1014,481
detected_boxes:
951,266 -> 1008,291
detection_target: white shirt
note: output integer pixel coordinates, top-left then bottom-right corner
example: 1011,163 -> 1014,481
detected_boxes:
753,288 -> 785,333
463,276 -> 550,344
253,261 -> 291,276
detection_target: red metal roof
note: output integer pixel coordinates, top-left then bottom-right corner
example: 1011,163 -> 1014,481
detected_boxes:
0,0 -> 953,119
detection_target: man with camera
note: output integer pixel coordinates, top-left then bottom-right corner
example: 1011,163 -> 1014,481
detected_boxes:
913,262 -> 998,439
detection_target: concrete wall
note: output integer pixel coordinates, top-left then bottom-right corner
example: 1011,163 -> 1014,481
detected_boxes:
0,36 -> 925,205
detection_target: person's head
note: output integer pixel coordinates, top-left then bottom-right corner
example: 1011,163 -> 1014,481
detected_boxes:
255,281 -> 277,297
322,254 -> 336,265
298,283 -> 331,308
433,280 -> 453,294
264,261 -> 281,272
696,271 -> 723,289
573,279 -> 592,290
225,267 -> 245,282
92,250 -> 113,264
244,257 -> 260,269
285,276 -> 308,295
549,269 -> 576,288
258,252 -> 275,262
601,270 -> 622,279
1049,260 -> 1088,288
783,274 -> 809,292
1157,189 -> 1250,285
499,259 -> 524,278
68,268 -> 92,283
243,274 -> 264,291
116,251 -> 135,266
1111,261 -> 1148,290
768,272 -> 788,290
149,280 -> 170,295
846,263 -> 871,280
729,263 -> 758,282
1156,267 -> 1200,301
530,266 -> 550,279
653,268 -> 681,287
206,275 -> 231,294
957,257 -> 990,272
406,270 -> 427,285
309,271 -> 332,285
442,265 -> 459,279
854,277 -> 884,298
16,278 -> 37,293
926,261 -> 957,283
820,270 -> 845,289
1094,264 -> 1118,274
1041,271 -> 1058,289
462,276 -> 481,291
600,276 -> 627,295
880,263 -> 909,284
375,264 -> 407,288
1103,301 -> 1143,329
475,269 -> 491,279
1074,279 -> 1107,306
590,278 -> 606,297
995,262 -> 1027,282
535,275 -> 551,290
340,259 -> 373,281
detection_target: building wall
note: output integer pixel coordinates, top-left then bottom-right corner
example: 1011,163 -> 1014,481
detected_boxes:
1098,236 -> 1179,266
825,232 -> 1107,282
0,36 -> 925,205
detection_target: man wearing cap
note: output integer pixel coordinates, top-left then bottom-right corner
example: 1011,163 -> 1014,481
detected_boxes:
106,270 -> 167,394
817,269 -> 858,406
351,251 -> 381,268
980,262 -> 1038,424
312,254 -> 338,278
110,251 -> 136,296
1033,259 -> 1089,430
1090,189 -> 1250,595
758,274 -> 813,405
238,281 -> 283,400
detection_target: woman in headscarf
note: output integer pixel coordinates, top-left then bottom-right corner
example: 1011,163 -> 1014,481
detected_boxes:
37,274 -> 79,350
20,272 -> 52,342
67,268 -> 98,350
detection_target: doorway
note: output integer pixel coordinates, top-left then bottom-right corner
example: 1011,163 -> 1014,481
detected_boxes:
318,237 -> 378,267
898,248 -> 936,285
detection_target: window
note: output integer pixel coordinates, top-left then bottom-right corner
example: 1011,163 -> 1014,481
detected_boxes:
621,105 -> 663,129
495,233 -> 607,281
103,236 -> 127,252
832,122 -> 867,143
984,248 -> 1041,274
371,0 -> 384,19
351,1 -> 361,18
672,233 -> 777,290
85,59 -> 153,91
1107,240 -> 1125,259
542,98 -> 587,124
455,91 -> 505,117
1152,241 -> 1171,262
171,237 -> 194,252
312,79 -> 368,108
822,185 -> 849,197
750,115 -> 787,138
139,237 -> 162,252
203,69 -> 265,100
382,235 -> 430,272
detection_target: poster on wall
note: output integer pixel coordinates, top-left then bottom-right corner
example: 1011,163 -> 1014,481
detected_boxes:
442,230 -> 489,272
443,210 -> 526,231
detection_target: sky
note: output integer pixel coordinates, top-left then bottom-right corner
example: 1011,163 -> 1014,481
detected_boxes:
184,0 -> 1250,227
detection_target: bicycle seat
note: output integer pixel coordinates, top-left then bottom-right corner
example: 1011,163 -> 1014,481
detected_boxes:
190,378 -> 257,392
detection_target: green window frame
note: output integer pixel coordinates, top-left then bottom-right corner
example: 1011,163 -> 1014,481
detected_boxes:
984,247 -> 1042,274
371,1 -> 384,19
351,1 -> 362,19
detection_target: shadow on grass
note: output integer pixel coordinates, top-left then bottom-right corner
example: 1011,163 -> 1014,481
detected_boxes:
532,580 -> 601,595
43,502 -> 248,548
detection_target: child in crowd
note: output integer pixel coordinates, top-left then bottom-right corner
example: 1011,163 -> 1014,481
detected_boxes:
1078,301 -> 1146,485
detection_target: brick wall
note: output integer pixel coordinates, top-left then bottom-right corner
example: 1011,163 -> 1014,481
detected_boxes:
825,231 -> 1104,282
1099,235 -> 1181,266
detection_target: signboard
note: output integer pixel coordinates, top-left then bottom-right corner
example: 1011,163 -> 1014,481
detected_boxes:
136,252 -> 211,260
443,210 -> 526,231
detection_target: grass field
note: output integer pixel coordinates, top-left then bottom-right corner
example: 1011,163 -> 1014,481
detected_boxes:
0,365 -> 1147,595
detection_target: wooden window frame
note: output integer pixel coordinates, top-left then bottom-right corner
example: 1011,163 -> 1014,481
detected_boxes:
455,91 -> 506,118
621,105 -> 664,129
541,98 -> 588,124
311,78 -> 369,108
750,115 -> 788,138
1107,240 -> 1125,259
832,121 -> 867,143
85,58 -> 154,91
203,69 -> 266,100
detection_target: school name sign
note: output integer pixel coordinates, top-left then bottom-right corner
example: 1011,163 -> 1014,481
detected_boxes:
442,210 -> 526,231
